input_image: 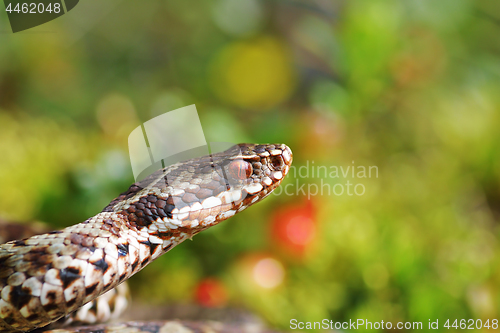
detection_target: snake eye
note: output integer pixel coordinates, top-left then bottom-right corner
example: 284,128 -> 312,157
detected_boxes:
270,156 -> 283,170
228,159 -> 253,180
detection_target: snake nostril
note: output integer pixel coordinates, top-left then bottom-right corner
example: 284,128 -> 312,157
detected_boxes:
270,156 -> 284,170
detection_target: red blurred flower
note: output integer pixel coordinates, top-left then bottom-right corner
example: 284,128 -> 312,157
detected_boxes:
270,199 -> 316,257
195,278 -> 228,308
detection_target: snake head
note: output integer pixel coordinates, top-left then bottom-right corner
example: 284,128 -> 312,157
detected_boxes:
116,143 -> 292,238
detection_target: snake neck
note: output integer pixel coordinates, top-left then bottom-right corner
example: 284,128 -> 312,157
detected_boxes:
0,211 -> 186,333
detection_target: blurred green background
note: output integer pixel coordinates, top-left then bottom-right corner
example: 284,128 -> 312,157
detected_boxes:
1,0 -> 500,331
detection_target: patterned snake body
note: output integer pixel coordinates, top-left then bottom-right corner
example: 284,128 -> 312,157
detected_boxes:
0,143 -> 292,332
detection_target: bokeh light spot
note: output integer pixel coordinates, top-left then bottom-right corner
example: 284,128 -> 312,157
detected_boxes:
286,215 -> 316,246
195,278 -> 228,308
210,37 -> 296,109
252,257 -> 285,289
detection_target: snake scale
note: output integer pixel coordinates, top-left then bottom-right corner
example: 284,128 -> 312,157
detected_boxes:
0,143 -> 292,333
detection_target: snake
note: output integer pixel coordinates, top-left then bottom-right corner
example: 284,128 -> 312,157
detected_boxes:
0,143 -> 293,333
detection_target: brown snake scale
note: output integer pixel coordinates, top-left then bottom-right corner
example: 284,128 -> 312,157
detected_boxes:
0,143 -> 292,333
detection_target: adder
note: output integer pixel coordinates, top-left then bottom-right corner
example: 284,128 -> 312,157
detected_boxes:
0,143 -> 292,333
